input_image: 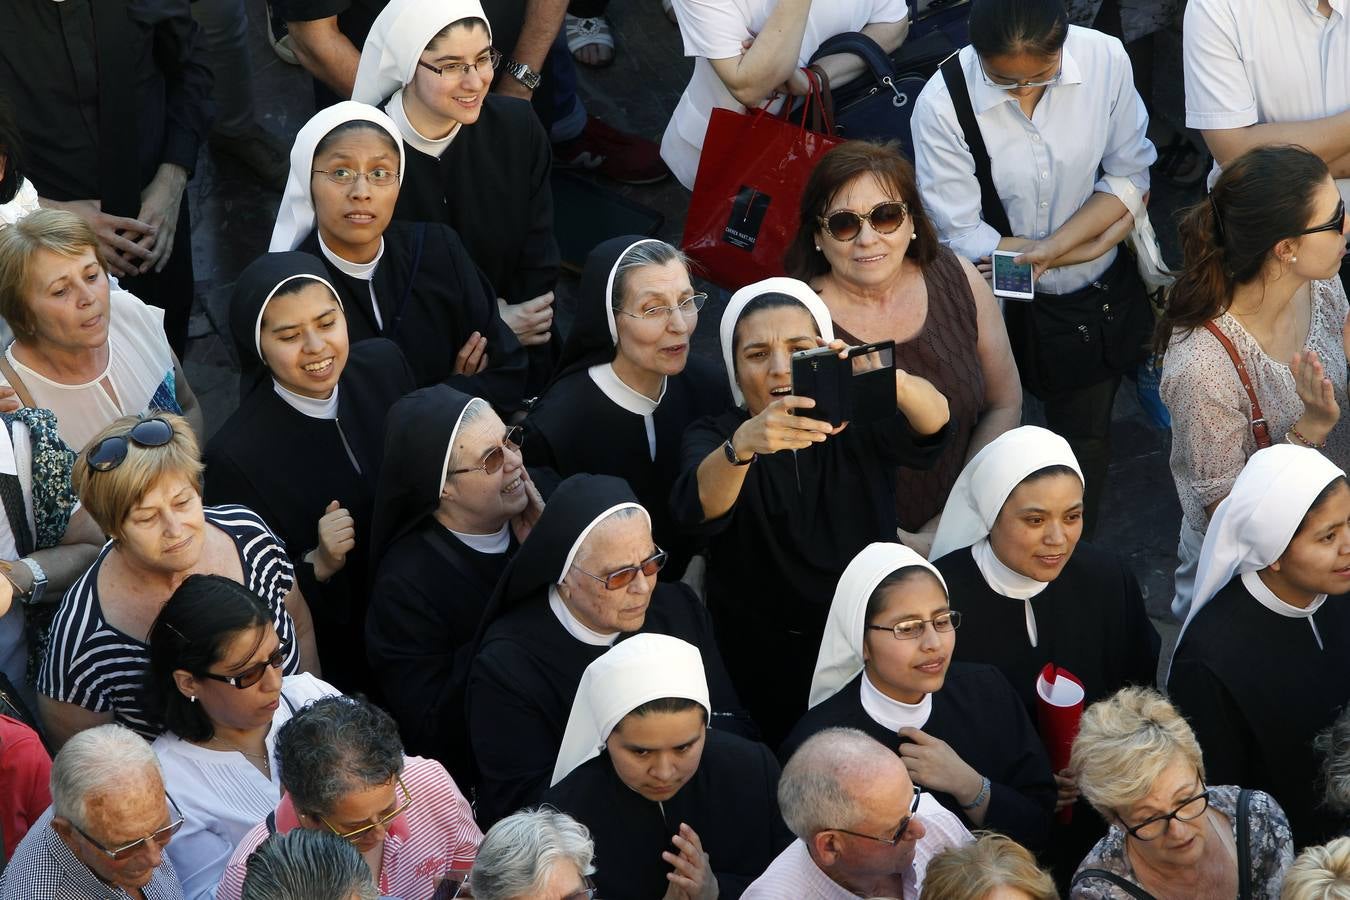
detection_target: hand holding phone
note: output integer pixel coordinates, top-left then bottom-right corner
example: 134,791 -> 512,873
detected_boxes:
991,250 -> 1035,300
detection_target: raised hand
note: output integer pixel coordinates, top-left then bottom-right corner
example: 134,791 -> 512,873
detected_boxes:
1291,349 -> 1340,445
897,727 -> 984,809
453,332 -> 489,375
661,823 -> 719,900
498,293 -> 554,347
309,500 -> 355,582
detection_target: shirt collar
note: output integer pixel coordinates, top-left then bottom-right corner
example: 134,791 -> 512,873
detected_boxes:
1239,570 -> 1327,619
389,88 -> 460,158
860,672 -> 932,733
587,363 -> 666,416
972,538 -> 1049,600
450,523 -> 511,555
273,381 -> 340,420
548,586 -> 620,647
318,233 -> 384,282
965,36 -> 1085,115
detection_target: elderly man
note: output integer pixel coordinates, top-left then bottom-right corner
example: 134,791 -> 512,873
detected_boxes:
1,724 -> 183,899
744,728 -> 972,900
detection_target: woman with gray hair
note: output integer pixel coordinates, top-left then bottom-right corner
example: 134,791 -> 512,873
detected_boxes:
1317,707 -> 1350,825
242,829 -> 378,900
468,808 -> 597,900
1067,687 -> 1293,898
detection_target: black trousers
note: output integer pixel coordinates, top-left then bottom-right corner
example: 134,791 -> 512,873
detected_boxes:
1041,374 -> 1122,541
116,194 -> 193,358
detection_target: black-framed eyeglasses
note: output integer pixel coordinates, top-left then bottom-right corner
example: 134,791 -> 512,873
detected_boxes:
418,47 -> 503,79
818,201 -> 909,242
619,293 -> 708,323
1118,786 -> 1210,841
199,645 -> 287,689
318,774 -> 413,843
865,610 -> 962,641
311,167 -> 400,188
1297,198 -> 1347,237
86,416 -> 175,472
73,793 -> 185,860
449,426 -> 523,476
571,548 -> 668,590
829,785 -> 922,846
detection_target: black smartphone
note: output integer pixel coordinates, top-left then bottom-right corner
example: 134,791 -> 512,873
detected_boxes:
790,341 -> 896,427
847,341 -> 896,424
791,346 -> 849,426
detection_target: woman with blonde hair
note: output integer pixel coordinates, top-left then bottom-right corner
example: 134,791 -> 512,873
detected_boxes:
921,832 -> 1057,900
1282,837 -> 1350,900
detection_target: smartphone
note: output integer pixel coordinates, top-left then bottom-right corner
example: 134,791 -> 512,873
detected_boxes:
791,341 -> 898,427
992,250 -> 1035,300
791,346 -> 849,426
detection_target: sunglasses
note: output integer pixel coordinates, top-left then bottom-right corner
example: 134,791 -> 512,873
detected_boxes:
74,793 -> 185,860
831,785 -> 922,846
318,774 -> 413,843
818,201 -> 909,242
1297,198 -> 1347,237
199,646 -> 287,689
571,548 -> 668,590
450,426 -> 523,477
86,417 -> 175,472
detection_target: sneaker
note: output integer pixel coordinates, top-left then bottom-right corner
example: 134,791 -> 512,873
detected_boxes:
210,124 -> 291,193
553,117 -> 669,185
266,2 -> 300,66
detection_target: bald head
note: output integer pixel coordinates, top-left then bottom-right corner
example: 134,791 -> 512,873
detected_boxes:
778,728 -> 910,838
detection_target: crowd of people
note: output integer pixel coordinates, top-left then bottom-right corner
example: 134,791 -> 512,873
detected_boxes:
0,0 -> 1348,897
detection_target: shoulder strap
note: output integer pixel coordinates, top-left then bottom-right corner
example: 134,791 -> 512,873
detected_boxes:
1201,321 -> 1272,448
0,353 -> 36,411
390,223 -> 427,334
939,53 -> 1012,237
0,417 -> 32,557
1070,868 -> 1158,900
266,810 -> 278,835
1237,789 -> 1253,900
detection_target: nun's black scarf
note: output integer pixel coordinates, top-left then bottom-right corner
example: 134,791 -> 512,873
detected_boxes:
228,251 -> 339,400
368,383 -> 478,571
547,235 -> 653,389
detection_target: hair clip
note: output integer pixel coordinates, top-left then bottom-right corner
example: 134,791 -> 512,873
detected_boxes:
1208,193 -> 1225,241
161,620 -> 189,642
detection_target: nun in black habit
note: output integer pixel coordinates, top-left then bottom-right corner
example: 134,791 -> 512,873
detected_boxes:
466,474 -> 754,827
522,236 -> 731,580
542,634 -> 792,900
1168,444 -> 1350,847
366,383 -> 544,779
781,542 -> 1055,851
270,100 -> 528,413
351,0 -> 561,393
204,251 -> 416,694
669,277 -> 952,747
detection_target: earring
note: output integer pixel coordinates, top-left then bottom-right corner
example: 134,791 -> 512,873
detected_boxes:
189,695 -> 197,704
1291,257 -> 1298,263
814,245 -> 821,252
912,232 -> 918,239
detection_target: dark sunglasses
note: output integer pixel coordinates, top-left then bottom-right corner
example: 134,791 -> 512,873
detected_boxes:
450,426 -> 523,476
818,200 -> 909,242
831,785 -> 922,846
199,646 -> 287,689
74,793 -> 185,860
86,417 -> 175,472
571,548 -> 668,590
1297,198 -> 1347,237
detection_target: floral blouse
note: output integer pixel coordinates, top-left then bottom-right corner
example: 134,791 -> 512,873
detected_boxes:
1070,786 -> 1294,899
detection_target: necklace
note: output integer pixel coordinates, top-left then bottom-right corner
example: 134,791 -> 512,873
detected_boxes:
203,737 -> 272,774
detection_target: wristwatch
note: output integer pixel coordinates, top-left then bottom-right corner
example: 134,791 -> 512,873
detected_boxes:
502,58 -> 542,91
12,557 -> 46,606
722,439 -> 755,466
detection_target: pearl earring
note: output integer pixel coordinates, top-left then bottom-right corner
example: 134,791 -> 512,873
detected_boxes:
912,232 -> 918,239
814,245 -> 821,252
1291,257 -> 1298,263
189,695 -> 197,703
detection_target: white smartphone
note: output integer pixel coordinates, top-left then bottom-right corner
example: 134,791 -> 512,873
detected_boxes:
991,250 -> 1035,301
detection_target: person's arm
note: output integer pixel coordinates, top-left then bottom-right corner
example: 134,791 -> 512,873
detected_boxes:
171,353 -> 204,442
5,508 -> 103,601
153,5 -> 214,179
1002,193 -> 1134,277
36,697 -> 113,751
1205,113 -> 1350,170
283,586 -> 321,675
704,0 -> 814,108
809,18 -> 910,89
496,0 -> 569,100
287,16 -> 361,98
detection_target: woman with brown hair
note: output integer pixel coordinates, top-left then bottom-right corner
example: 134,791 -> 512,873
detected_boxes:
786,141 -> 1021,557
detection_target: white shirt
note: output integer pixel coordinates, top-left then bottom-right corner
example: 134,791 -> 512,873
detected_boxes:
152,673 -> 339,900
911,26 -> 1156,294
317,233 -> 385,331
971,539 -> 1048,647
1183,0 -> 1350,203
1240,570 -> 1327,650
548,586 -> 619,647
860,672 -> 932,733
587,363 -> 665,460
0,177 -> 40,226
450,523 -> 511,554
273,381 -> 339,420
661,0 -> 908,189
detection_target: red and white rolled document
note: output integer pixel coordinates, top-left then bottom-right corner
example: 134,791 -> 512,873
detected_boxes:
1036,663 -> 1085,825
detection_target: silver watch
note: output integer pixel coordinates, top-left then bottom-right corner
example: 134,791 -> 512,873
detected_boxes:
502,57 -> 542,91
17,556 -> 46,606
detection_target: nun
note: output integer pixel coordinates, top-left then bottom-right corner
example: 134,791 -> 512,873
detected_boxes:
669,277 -> 951,747
1168,445 -> 1350,847
466,474 -> 754,826
352,0 -> 560,391
365,384 -> 544,778
542,634 -> 792,900
270,101 -> 528,412
522,237 -> 730,580
204,252 -> 415,694
781,543 -> 1056,851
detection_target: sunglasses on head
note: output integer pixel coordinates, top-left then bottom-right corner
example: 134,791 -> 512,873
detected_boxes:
450,426 -> 523,477
86,417 -> 175,472
818,201 -> 909,242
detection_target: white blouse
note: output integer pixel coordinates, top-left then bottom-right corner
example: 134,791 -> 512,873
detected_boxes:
0,177 -> 40,226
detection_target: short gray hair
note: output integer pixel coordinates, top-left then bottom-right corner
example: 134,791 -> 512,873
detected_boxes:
241,830 -> 379,900
1317,707 -> 1350,814
611,240 -> 688,314
778,728 -> 891,839
468,808 -> 596,900
51,724 -> 161,826
274,696 -> 405,818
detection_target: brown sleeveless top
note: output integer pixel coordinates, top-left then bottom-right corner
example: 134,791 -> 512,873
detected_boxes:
833,248 -> 985,531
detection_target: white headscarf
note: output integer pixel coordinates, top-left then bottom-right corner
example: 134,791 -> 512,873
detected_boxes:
352,0 -> 492,105
550,633 -> 711,787
719,277 -> 835,408
270,102 -> 406,253
809,542 -> 948,709
438,397 -> 489,491
928,426 -> 1083,563
559,503 -> 651,583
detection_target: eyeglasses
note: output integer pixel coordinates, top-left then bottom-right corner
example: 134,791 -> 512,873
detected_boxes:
1297,199 -> 1347,237
571,548 -> 668,590
818,201 -> 909,242
73,793 -> 185,860
449,426 -> 523,476
199,646 -> 287,689
619,293 -> 708,323
418,47 -> 502,80
1119,786 -> 1210,841
86,416 -> 175,472
865,610 -> 962,641
311,167 -> 400,187
830,786 -> 921,846
318,774 -> 413,843
978,54 -> 1063,91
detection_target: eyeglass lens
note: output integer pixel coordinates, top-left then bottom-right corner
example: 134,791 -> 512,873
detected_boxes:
636,293 -> 707,321
317,168 -> 398,187
231,647 -> 288,689
88,417 -> 175,472
890,611 -> 961,639
824,202 -> 907,241
603,550 -> 668,590
478,426 -> 523,475
329,777 -> 412,841
1126,791 -> 1209,840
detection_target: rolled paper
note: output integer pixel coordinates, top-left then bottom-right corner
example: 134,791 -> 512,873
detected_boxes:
1036,662 -> 1086,825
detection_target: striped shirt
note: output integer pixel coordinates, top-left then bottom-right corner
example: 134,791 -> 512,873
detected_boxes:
38,505 -> 300,738
214,756 -> 483,900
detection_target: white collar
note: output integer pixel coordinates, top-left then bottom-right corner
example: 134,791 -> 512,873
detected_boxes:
450,523 -> 510,555
548,586 -> 619,647
273,381 -> 339,420
389,88 -> 461,158
587,363 -> 666,416
859,671 -> 932,733
966,31 -> 1087,115
318,233 -> 384,282
1241,570 -> 1327,650
972,539 -> 1045,647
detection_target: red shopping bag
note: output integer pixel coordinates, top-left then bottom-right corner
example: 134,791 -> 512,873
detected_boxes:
681,73 -> 842,290
1035,663 -> 1086,825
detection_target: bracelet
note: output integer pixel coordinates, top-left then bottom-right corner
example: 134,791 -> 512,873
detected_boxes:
1288,424 -> 1328,450
960,775 -> 991,810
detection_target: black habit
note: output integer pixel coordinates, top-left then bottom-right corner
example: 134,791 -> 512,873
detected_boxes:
543,729 -> 794,900
1168,576 -> 1350,847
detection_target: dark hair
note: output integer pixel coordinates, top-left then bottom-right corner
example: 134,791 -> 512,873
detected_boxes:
1157,145 -> 1330,354
275,696 -> 405,819
1293,475 -> 1350,539
269,275 -> 339,305
968,0 -> 1070,58
729,293 -> 821,370
863,566 -> 948,621
146,574 -> 274,742
0,97 -> 23,207
625,696 -> 708,722
1019,463 -> 1080,487
313,120 -> 400,162
429,16 -> 491,49
785,141 -> 939,280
